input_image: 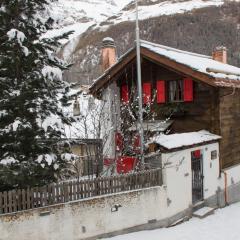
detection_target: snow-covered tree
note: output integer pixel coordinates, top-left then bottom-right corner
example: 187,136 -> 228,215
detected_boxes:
0,0 -> 73,191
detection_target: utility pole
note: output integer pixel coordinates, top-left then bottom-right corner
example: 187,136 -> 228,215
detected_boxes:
135,0 -> 145,169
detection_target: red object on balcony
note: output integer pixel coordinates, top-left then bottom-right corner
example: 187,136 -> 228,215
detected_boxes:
115,132 -> 123,152
157,80 -> 166,103
121,84 -> 129,104
184,78 -> 193,102
193,150 -> 201,159
143,83 -> 152,104
117,156 -> 137,174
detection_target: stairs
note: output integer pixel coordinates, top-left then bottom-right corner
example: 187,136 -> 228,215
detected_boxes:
192,201 -> 205,212
193,206 -> 215,219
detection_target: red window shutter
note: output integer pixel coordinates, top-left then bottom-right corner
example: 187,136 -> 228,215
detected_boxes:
121,85 -> 129,104
184,78 -> 193,102
157,80 -> 166,103
143,83 -> 152,104
115,132 -> 123,152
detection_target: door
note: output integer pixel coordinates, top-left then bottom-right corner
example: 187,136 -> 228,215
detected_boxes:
191,150 -> 204,204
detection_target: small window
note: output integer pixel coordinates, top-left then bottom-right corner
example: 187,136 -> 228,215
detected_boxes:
169,80 -> 184,102
211,150 -> 218,160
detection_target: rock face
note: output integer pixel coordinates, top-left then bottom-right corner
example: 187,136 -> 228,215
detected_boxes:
48,1 -> 240,85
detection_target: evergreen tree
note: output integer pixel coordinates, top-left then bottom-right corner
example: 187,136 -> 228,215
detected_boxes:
0,0 -> 74,191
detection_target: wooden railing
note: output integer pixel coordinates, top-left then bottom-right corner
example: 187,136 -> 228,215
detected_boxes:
0,168 -> 162,214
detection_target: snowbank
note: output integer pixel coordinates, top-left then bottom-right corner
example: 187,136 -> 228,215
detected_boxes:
102,202 -> 240,240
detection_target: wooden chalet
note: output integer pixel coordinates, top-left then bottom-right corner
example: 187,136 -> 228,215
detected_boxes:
90,38 -> 240,169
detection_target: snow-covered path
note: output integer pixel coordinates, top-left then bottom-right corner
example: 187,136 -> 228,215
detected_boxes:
102,203 -> 240,240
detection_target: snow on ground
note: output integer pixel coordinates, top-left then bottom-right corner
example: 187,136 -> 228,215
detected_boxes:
43,0 -> 122,42
102,202 -> 240,240
42,0 -> 132,59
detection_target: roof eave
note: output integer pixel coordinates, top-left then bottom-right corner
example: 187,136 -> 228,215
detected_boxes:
89,44 -> 240,95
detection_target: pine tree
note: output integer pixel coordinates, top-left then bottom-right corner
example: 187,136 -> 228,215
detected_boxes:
0,0 -> 74,191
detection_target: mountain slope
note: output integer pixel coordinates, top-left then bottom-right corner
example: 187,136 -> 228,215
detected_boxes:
43,0 -> 121,40
104,0 -> 224,25
60,1 -> 240,85
46,0 -> 231,60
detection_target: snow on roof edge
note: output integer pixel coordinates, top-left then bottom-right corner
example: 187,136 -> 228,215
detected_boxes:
140,40 -> 212,59
149,130 -> 221,151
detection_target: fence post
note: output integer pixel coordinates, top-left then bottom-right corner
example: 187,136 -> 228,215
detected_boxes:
12,190 -> 17,212
0,192 -> 2,214
63,182 -> 69,203
8,191 -> 12,213
3,191 -> 8,213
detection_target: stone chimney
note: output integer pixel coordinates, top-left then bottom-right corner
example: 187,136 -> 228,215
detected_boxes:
101,37 -> 117,72
212,46 -> 227,64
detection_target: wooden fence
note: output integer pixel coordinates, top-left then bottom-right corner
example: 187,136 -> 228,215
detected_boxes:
0,168 -> 162,215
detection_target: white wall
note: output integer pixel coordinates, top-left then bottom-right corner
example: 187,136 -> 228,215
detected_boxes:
162,150 -> 192,215
162,142 -> 220,205
0,187 -> 173,240
202,143 -> 220,199
219,164 -> 240,188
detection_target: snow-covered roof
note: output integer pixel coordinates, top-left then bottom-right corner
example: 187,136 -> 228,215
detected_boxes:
149,130 -> 221,150
90,40 -> 240,94
141,40 -> 240,85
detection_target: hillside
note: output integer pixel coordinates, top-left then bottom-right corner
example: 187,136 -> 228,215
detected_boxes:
58,1 -> 240,85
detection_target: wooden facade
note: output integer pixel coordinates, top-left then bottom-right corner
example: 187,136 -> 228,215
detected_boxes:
219,88 -> 240,168
90,44 -> 240,169
117,58 -> 220,133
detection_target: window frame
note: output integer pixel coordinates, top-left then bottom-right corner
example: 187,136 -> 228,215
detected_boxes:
168,79 -> 184,103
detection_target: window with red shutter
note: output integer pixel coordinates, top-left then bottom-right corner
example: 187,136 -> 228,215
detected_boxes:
157,80 -> 166,103
184,78 -> 193,102
121,85 -> 129,104
169,80 -> 184,102
143,83 -> 152,104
